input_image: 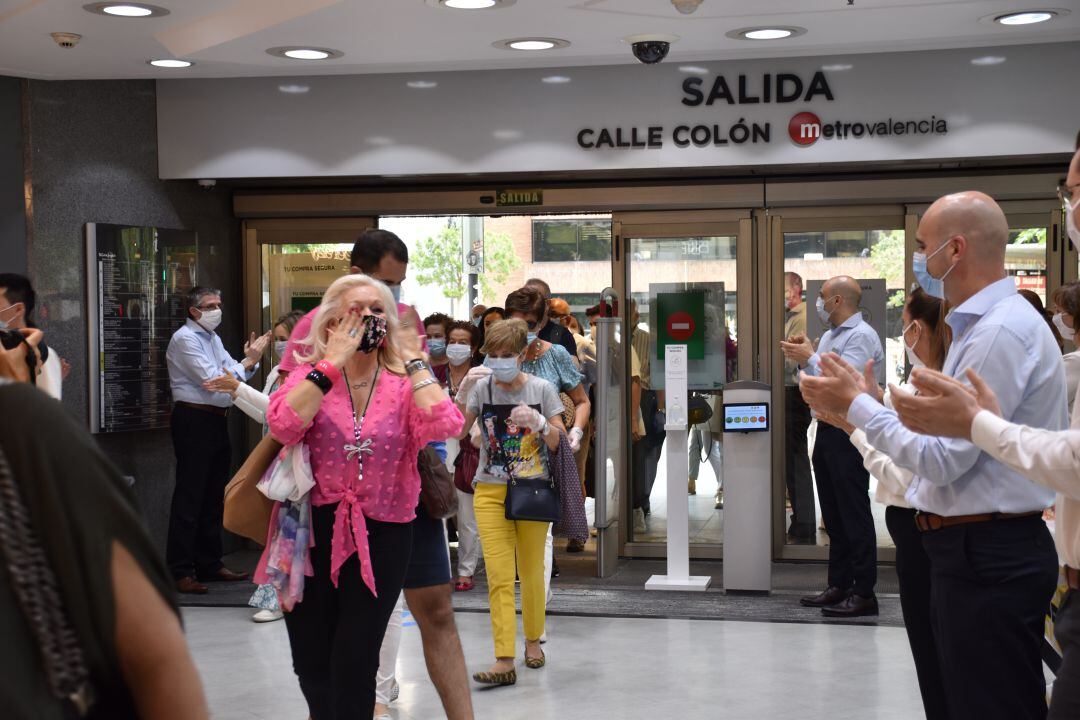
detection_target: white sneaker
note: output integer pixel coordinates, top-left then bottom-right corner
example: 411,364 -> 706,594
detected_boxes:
390,680 -> 399,703
252,609 -> 283,623
633,508 -> 647,534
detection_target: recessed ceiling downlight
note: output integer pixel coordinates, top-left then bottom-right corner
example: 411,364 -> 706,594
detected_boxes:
266,46 -> 344,61
84,2 -> 170,17
429,0 -> 516,8
727,26 -> 806,41
995,11 -> 1056,25
407,80 -> 438,89
493,37 -> 570,51
444,0 -> 496,8
148,59 -> 192,68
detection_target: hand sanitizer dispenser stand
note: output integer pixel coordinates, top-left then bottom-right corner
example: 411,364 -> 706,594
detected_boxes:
646,344 -> 711,592
721,380 -> 772,594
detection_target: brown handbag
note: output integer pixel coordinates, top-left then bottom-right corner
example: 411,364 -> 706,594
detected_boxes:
418,445 -> 458,520
223,434 -> 282,544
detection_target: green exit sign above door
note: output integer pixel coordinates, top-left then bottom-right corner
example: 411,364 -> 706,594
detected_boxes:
495,189 -> 543,207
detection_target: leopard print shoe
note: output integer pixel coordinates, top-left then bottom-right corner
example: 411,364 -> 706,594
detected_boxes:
472,668 -> 517,686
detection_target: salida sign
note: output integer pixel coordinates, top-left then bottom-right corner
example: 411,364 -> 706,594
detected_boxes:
576,70 -> 948,151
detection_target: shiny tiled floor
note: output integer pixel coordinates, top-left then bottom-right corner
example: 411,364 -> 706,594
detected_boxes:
186,607 -> 926,719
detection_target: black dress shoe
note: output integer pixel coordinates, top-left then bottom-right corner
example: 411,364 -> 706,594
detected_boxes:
799,586 -> 850,608
786,532 -> 816,545
821,594 -> 879,618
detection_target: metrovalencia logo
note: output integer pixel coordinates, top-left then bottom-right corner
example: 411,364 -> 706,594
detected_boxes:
788,111 -> 948,146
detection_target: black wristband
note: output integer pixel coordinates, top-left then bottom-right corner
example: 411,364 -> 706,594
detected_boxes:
305,369 -> 333,395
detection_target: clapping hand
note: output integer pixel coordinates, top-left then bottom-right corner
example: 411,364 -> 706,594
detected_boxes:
203,373 -> 241,396
889,368 -> 1000,440
243,331 -> 271,362
798,353 -> 874,416
779,332 -> 815,366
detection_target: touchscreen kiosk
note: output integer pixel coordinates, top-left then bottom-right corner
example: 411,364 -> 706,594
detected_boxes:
723,402 -> 769,433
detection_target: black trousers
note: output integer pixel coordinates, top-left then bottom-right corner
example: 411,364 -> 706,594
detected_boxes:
886,506 -> 950,720
785,386 -> 815,537
166,404 -> 230,580
1050,589 -> 1080,719
638,389 -> 665,512
811,424 -> 877,596
923,515 -> 1057,720
285,504 -> 413,720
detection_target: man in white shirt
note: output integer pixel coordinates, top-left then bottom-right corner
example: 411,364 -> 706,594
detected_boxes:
800,191 -> 1064,720
165,286 -> 266,595
782,275 -> 885,617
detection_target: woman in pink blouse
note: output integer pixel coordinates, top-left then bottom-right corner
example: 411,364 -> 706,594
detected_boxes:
258,274 -> 463,719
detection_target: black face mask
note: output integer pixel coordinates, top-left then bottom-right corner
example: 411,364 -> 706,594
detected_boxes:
358,314 -> 388,354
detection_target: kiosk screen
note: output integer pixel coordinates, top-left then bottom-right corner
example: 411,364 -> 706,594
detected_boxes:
723,403 -> 769,433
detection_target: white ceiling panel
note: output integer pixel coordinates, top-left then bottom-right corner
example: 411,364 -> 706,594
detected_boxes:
0,0 -> 1076,79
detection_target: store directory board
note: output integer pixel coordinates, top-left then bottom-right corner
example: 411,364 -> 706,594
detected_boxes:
85,223 -> 197,433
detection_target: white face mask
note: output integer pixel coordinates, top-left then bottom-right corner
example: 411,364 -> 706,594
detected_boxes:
0,302 -> 20,330
446,344 -> 473,366
1053,313 -> 1075,342
1065,196 -> 1080,251
903,320 -> 925,369
197,308 -> 222,331
815,296 -> 833,326
274,340 -> 288,358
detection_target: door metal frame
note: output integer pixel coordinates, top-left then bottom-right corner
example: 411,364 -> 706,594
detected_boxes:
612,210 -> 753,559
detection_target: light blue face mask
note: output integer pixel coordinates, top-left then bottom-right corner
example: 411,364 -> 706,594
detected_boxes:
484,356 -> 519,382
912,240 -> 956,300
814,296 -> 833,327
427,339 -> 446,357
526,332 -> 538,345
389,284 -> 402,303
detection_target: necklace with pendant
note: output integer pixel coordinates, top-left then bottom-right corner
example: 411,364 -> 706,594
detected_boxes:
343,367 -> 380,480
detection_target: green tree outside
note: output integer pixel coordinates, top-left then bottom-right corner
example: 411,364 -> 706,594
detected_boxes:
411,220 -> 520,312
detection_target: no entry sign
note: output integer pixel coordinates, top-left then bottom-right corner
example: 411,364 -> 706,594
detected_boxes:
667,311 -> 695,341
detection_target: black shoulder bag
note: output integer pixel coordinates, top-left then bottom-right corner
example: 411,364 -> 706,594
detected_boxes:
487,379 -> 561,523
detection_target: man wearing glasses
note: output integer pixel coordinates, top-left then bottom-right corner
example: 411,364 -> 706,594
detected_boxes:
165,286 -> 268,595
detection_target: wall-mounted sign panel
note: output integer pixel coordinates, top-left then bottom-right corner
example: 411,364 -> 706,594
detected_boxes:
85,223 -> 197,433
157,43 -> 1080,180
648,281 -> 727,391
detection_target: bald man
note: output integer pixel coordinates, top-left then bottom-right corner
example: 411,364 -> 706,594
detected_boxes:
782,275 -> 885,618
799,191 -> 1064,719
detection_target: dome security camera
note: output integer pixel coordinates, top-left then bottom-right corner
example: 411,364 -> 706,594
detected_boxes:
624,34 -> 679,65
50,32 -> 82,49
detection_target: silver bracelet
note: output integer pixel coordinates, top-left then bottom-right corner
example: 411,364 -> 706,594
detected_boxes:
411,377 -> 439,392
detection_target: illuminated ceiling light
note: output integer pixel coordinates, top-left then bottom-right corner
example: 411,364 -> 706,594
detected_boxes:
148,58 -> 192,68
995,11 -> 1056,25
971,55 -> 1006,65
821,63 -> 853,71
407,80 -> 438,88
266,46 -> 344,60
727,26 -> 806,41
83,2 -> 170,17
493,37 -> 571,51
278,84 -> 310,94
541,75 -> 571,84
746,28 -> 791,40
430,0 -> 516,8
678,65 -> 708,73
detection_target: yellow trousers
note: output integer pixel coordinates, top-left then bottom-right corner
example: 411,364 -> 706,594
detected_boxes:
474,482 -> 550,658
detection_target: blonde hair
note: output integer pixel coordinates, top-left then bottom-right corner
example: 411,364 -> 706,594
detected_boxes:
480,318 -> 528,356
293,274 -> 406,374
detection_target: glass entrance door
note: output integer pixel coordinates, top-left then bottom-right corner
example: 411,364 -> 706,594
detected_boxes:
768,207 -> 910,561
614,211 -> 754,558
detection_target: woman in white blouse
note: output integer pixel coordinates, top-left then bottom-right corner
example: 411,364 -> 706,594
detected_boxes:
204,309 -> 305,623
818,288 -> 952,720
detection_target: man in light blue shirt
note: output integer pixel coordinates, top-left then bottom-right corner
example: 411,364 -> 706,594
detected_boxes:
782,276 -> 885,618
800,192 -> 1062,720
165,286 -> 267,595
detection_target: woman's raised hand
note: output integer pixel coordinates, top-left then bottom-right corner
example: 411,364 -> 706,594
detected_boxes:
323,311 -> 363,370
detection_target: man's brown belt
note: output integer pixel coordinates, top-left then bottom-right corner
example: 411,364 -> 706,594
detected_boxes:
914,510 -> 1042,533
174,400 -> 228,417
